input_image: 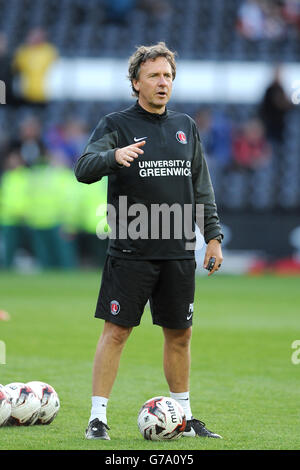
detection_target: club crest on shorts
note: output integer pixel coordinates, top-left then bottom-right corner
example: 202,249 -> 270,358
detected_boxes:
176,130 -> 187,144
110,300 -> 120,315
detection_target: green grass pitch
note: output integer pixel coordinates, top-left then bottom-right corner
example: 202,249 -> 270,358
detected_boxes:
0,271 -> 299,450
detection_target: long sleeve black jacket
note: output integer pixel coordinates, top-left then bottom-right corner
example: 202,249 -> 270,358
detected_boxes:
74,102 -> 223,260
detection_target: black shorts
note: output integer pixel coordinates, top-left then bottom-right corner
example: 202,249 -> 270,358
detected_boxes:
95,255 -> 196,329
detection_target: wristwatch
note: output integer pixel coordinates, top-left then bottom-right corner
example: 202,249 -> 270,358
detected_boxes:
211,235 -> 222,244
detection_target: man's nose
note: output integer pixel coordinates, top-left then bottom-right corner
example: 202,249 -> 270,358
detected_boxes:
158,75 -> 168,86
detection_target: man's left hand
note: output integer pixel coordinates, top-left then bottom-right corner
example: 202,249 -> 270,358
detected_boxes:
203,239 -> 223,276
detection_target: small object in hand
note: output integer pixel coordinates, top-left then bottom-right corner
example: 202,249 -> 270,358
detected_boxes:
206,257 -> 216,272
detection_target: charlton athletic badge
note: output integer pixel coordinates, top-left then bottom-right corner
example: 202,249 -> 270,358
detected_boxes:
176,130 -> 187,144
110,300 -> 120,315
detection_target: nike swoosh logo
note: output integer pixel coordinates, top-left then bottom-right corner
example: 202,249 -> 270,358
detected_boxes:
134,136 -> 147,142
187,313 -> 193,321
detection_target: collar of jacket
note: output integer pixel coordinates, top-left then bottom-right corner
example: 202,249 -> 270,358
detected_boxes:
134,101 -> 168,121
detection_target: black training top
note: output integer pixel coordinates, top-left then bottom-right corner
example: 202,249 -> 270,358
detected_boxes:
74,101 -> 223,260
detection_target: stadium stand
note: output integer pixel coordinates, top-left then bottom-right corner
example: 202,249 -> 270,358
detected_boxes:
0,0 -> 299,269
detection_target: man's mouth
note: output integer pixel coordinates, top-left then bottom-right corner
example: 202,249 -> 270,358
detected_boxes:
157,91 -> 167,97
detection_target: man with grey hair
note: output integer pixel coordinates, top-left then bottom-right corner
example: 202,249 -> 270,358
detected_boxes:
75,42 -> 223,441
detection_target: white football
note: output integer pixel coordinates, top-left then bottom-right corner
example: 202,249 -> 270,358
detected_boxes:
137,396 -> 186,441
4,382 -> 41,425
0,384 -> 11,426
27,381 -> 60,424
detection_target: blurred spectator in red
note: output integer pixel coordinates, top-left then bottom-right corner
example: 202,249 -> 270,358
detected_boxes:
258,65 -> 293,144
233,118 -> 272,170
104,0 -> 136,23
12,28 -> 58,106
0,149 -> 30,268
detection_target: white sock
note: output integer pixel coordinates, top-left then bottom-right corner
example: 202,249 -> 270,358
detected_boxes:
170,391 -> 192,421
89,396 -> 108,425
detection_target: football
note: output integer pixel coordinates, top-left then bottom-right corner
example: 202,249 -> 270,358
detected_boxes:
0,384 -> 11,426
137,396 -> 186,441
4,382 -> 41,425
27,381 -> 60,424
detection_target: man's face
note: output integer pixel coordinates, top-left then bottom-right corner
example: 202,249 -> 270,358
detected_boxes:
133,56 -> 173,114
